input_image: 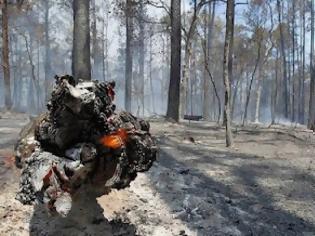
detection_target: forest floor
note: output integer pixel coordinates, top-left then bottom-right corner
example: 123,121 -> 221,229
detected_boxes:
0,112 -> 314,236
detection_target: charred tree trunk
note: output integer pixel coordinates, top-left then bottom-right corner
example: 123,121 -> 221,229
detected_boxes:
243,41 -> 262,126
166,0 -> 181,122
91,0 -> 97,78
44,0 -> 52,102
254,65 -> 263,123
291,0 -> 296,122
149,32 -> 155,114
1,0 -> 12,110
203,1 -> 216,120
300,0 -> 306,124
138,0 -> 145,116
309,0 -> 315,129
223,0 -> 234,147
125,0 -> 133,112
276,0 -> 289,118
101,0 -> 109,81
72,0 -> 91,82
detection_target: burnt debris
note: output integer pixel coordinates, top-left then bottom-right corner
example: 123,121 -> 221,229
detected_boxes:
15,75 -> 157,217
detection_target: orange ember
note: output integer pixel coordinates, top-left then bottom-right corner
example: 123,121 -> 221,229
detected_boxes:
99,128 -> 128,149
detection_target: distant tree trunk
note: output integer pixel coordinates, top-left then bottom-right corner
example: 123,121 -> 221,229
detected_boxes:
91,0 -> 97,78
1,0 -> 12,110
300,0 -> 306,124
125,0 -> 133,112
181,1 -> 205,118
309,0 -> 315,129
276,0 -> 289,118
149,32 -> 155,114
44,0 -> 52,102
271,49 -> 279,125
291,0 -> 296,122
254,66 -> 263,123
243,41 -> 262,126
223,0 -> 234,147
231,69 -> 241,119
203,1 -> 215,120
101,0 -> 109,81
166,0 -> 181,122
138,0 -> 145,116
72,0 -> 91,82
22,33 -> 40,113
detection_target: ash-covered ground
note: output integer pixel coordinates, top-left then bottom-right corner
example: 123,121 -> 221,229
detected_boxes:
0,112 -> 314,236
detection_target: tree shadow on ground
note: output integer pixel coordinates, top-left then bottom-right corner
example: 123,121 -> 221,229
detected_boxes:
29,188 -> 138,236
146,137 -> 315,235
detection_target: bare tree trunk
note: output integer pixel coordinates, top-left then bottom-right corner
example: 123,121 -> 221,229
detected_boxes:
181,1 -> 207,118
138,0 -> 145,116
231,69 -> 242,120
44,0 -> 52,102
149,33 -> 155,114
91,0 -> 97,78
72,0 -> 91,82
300,0 -> 306,124
22,33 -> 40,113
1,0 -> 12,110
203,1 -> 215,120
101,0 -> 109,81
125,0 -> 133,112
223,0 -> 234,147
291,0 -> 296,122
202,37 -> 221,124
276,0 -> 289,118
271,49 -> 279,125
254,66 -> 263,123
243,41 -> 262,126
309,0 -> 315,129
166,0 -> 181,122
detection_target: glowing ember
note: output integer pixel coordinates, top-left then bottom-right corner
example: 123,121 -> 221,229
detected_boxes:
99,128 -> 128,149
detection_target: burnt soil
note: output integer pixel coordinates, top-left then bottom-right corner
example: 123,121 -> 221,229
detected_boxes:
0,112 -> 314,236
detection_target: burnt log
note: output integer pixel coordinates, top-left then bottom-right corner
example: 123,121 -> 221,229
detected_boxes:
15,75 -> 157,217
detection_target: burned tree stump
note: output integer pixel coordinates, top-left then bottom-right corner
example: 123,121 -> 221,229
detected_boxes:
15,75 -> 157,217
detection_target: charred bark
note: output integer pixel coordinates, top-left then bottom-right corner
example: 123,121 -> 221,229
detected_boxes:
72,0 -> 91,82
223,0 -> 234,147
1,0 -> 12,110
166,0 -> 181,122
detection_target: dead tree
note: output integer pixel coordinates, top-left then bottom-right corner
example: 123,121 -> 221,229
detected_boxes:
223,0 -> 234,147
125,0 -> 134,112
72,0 -> 91,82
1,0 -> 12,110
166,0 -> 181,122
181,0 -> 211,118
203,1 -> 216,120
44,0 -> 52,102
299,0 -> 306,124
276,0 -> 289,118
138,0 -> 145,116
202,35 -> 221,124
309,0 -> 315,129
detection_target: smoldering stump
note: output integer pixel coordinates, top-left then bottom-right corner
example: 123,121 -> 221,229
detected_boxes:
15,75 -> 157,217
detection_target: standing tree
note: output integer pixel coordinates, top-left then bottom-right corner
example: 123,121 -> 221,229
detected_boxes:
166,0 -> 181,122
125,0 -> 134,112
44,0 -> 52,102
72,0 -> 91,82
309,0 -> 315,129
276,0 -> 289,119
223,0 -> 234,147
1,0 -> 12,110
